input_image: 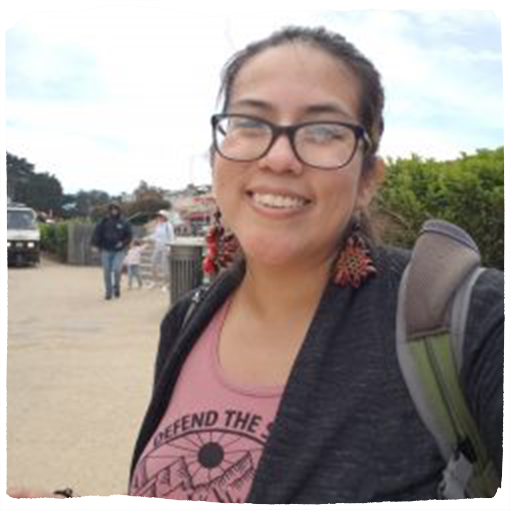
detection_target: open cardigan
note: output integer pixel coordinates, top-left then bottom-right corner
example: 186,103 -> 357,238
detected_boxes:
130,246 -> 503,503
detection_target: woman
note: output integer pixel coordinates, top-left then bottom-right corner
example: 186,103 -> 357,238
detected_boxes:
128,26 -> 503,503
144,210 -> 175,290
9,26 -> 503,503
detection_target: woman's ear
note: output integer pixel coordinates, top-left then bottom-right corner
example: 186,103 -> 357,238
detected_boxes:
209,144 -> 216,168
211,155 -> 220,202
355,158 -> 385,210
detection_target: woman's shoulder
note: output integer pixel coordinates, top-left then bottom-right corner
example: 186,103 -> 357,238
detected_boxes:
466,266 -> 504,335
473,266 -> 503,293
372,243 -> 411,282
154,292 -> 201,384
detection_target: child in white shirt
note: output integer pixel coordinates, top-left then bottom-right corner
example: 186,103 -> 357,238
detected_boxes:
124,239 -> 145,289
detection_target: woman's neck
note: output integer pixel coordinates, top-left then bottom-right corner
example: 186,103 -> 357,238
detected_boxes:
236,255 -> 333,322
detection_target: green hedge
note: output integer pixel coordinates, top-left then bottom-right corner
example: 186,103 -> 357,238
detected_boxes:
375,147 -> 504,269
37,148 -> 503,271
39,222 -> 69,262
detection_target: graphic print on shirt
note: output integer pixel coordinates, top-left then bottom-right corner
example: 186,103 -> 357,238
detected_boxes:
131,408 -> 273,502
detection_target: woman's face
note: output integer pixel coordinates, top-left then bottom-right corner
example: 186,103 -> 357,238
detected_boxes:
213,43 -> 382,270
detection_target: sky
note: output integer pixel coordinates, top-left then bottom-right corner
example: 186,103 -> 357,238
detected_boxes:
3,1 -> 507,198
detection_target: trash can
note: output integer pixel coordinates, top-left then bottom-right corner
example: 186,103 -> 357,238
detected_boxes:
168,240 -> 205,304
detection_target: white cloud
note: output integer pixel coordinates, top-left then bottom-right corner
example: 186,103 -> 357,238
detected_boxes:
4,6 -> 505,195
329,10 -> 504,150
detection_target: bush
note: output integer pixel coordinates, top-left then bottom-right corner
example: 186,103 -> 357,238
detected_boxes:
39,222 -> 69,262
90,197 -> 171,223
375,148 -> 504,270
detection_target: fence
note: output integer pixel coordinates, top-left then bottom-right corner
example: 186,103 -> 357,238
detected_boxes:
66,224 -> 206,303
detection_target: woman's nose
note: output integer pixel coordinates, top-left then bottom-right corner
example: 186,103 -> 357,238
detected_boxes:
257,133 -> 304,175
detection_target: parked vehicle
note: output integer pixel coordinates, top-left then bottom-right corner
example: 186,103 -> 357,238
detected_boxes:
7,204 -> 40,266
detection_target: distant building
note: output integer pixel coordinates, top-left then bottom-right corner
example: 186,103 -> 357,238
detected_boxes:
120,191 -> 136,202
171,187 -> 215,236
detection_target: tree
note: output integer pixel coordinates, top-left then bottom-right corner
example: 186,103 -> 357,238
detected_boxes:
134,180 -> 165,201
7,152 -> 34,202
73,189 -> 111,218
7,152 -> 64,214
122,197 -> 171,223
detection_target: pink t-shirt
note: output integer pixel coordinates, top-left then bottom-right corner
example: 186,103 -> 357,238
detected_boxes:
130,299 -> 283,503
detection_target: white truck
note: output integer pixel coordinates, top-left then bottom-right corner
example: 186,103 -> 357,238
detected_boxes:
7,204 -> 41,266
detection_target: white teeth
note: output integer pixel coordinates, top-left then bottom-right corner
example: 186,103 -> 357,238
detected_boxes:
252,193 -> 307,209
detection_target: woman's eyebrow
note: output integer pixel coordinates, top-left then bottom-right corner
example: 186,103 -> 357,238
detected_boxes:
229,99 -> 354,119
303,103 -> 354,119
229,98 -> 272,112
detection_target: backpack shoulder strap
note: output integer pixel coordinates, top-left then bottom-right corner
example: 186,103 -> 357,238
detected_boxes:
449,266 -> 486,371
396,219 -> 499,498
180,259 -> 245,332
401,220 -> 482,338
181,284 -> 209,328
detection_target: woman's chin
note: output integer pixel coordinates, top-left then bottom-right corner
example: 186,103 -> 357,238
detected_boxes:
240,236 -> 306,270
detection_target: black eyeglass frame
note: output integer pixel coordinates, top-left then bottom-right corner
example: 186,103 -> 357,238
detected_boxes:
211,113 -> 373,170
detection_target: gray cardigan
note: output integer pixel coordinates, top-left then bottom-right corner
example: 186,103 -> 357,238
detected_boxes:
130,246 -> 503,503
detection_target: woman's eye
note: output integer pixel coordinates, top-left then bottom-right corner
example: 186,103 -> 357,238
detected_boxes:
225,118 -> 269,139
230,118 -> 266,130
304,125 -> 346,142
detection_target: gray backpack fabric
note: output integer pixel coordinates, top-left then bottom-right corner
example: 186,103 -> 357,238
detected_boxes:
396,219 -> 500,498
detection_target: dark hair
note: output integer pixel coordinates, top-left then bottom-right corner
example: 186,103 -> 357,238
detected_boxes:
218,26 -> 385,171
108,202 -> 121,212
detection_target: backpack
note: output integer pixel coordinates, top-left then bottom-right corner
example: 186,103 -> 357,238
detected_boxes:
396,219 -> 500,498
182,219 -> 501,499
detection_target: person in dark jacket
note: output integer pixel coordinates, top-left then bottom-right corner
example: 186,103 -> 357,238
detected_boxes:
91,202 -> 132,300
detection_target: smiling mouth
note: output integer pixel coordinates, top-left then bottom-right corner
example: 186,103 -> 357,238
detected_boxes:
248,191 -> 311,210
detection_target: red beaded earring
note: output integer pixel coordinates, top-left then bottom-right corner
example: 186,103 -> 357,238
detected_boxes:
202,209 -> 240,277
332,218 -> 376,288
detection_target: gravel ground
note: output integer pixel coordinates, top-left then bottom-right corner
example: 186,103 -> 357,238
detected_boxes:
7,256 -> 171,496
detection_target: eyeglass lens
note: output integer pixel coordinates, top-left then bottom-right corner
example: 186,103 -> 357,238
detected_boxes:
214,115 -> 360,169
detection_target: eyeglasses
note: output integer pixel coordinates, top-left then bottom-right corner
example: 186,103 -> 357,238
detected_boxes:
211,113 -> 372,170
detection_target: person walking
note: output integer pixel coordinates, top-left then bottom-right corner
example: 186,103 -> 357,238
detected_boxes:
91,202 -> 132,300
145,210 -> 175,290
124,239 -> 146,289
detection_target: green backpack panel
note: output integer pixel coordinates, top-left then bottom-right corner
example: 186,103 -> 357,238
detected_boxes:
396,219 -> 500,499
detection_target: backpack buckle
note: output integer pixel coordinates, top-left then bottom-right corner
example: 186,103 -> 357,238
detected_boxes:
438,446 -> 474,499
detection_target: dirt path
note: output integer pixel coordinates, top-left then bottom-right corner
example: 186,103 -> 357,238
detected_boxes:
7,257 -> 171,496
